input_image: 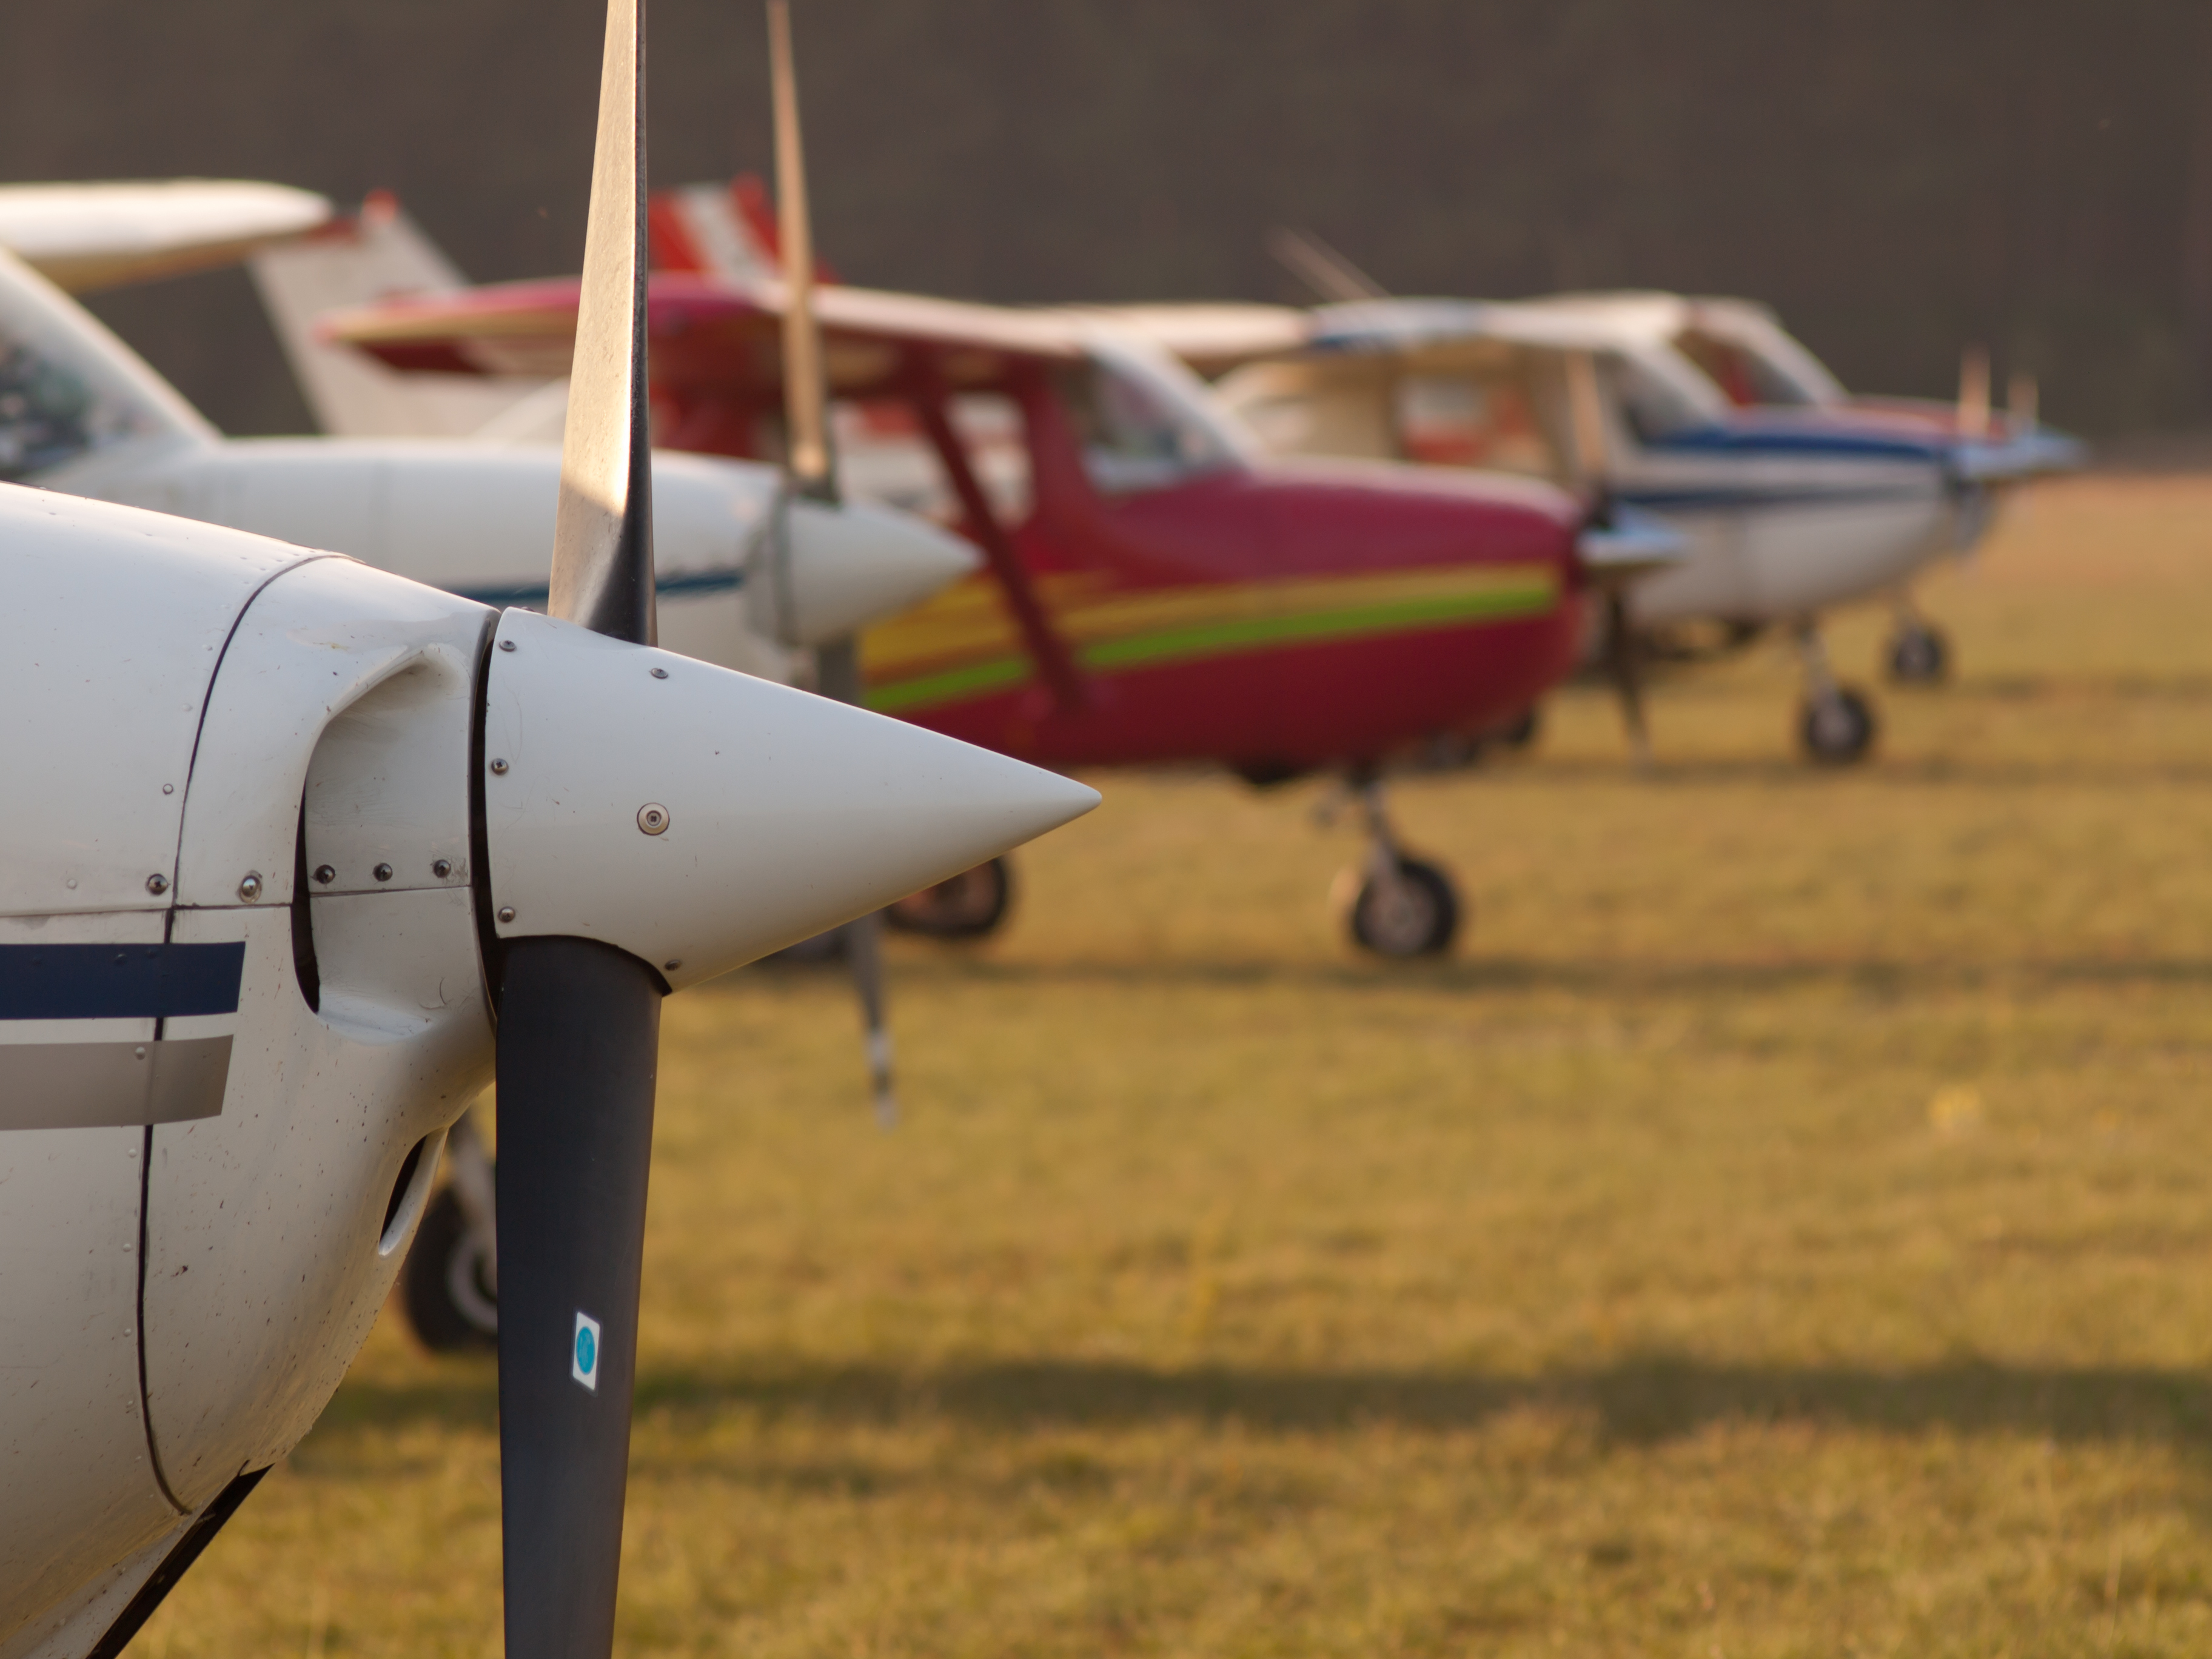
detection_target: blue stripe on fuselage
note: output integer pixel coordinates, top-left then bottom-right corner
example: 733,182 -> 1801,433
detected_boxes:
1616,484 -> 1938,514
1645,424 -> 1950,464
0,942 -> 247,1020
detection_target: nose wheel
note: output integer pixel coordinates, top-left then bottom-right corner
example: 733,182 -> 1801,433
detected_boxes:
1792,618 -> 1879,766
397,1109 -> 498,1352
1333,775 -> 1463,957
1885,622 -> 1951,684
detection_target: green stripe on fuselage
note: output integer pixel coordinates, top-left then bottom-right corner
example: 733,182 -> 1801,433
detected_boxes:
866,575 -> 1556,715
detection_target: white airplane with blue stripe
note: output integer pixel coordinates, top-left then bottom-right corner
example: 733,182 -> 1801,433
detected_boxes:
0,201 -> 978,687
1213,295 -> 2083,764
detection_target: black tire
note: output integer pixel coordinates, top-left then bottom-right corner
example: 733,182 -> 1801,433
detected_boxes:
400,1182 -> 497,1352
1346,856 -> 1462,958
1885,625 -> 1950,685
1798,688 -> 1878,765
1496,705 -> 1542,749
885,856 -> 1014,940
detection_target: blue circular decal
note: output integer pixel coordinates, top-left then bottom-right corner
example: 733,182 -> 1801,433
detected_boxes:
576,1327 -> 597,1373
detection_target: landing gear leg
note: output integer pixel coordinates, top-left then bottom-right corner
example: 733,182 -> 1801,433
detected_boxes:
399,1106 -> 499,1351
1335,774 -> 1461,957
1603,591 -> 1654,770
1792,618 -> 1877,765
1883,591 -> 1951,684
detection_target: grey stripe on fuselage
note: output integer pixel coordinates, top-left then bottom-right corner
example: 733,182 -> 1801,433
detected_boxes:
0,1036 -> 232,1130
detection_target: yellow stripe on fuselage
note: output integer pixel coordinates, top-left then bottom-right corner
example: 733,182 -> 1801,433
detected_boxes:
862,561 -> 1561,712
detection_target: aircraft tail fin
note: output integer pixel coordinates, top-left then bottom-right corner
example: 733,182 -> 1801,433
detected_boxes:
248,192 -> 545,438
648,175 -> 834,283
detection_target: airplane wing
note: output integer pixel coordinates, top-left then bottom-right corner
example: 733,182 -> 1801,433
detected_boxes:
323,273 -> 1095,390
1044,303 -> 1310,377
0,179 -> 332,293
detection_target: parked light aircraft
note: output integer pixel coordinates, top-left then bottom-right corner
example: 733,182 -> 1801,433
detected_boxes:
0,232 -> 976,687
1574,290 -> 2083,682
0,7 -> 1097,1656
1210,297 -> 2081,763
320,153 -> 1683,960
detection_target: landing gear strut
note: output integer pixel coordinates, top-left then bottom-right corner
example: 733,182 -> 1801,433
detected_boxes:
398,1108 -> 498,1352
1792,618 -> 1877,765
1884,594 -> 1951,685
1601,591 -> 1654,769
1334,775 -> 1461,957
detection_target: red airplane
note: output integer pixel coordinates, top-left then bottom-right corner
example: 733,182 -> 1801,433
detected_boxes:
325,272 -> 1678,957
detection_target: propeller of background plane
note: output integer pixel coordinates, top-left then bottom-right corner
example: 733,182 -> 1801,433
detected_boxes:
1269,226 -> 1387,304
1957,343 -> 1992,440
1563,347 -> 1657,769
767,0 -> 899,1128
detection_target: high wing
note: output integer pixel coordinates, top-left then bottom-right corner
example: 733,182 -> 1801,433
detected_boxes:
0,179 -> 330,293
324,272 -> 1093,394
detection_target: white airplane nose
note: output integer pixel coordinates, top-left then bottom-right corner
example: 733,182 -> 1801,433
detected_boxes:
770,496 -> 979,645
480,607 -> 1096,989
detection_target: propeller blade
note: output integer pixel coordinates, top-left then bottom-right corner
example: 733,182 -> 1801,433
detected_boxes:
766,0 -> 899,1124
1564,349 -> 1610,494
768,0 -> 833,500
498,3 -> 660,1656
2007,369 -> 2039,432
1267,226 -> 1387,305
549,0 -> 654,646
1957,343 -> 1991,441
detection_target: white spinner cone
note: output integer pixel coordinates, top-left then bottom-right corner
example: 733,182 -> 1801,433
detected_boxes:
483,607 -> 1095,987
773,496 -> 979,646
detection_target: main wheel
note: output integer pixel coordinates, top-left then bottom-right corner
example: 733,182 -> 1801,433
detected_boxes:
885,856 -> 1014,940
400,1182 -> 498,1352
1885,624 -> 1950,684
1798,688 -> 1877,765
1343,856 -> 1462,957
1496,705 -> 1542,750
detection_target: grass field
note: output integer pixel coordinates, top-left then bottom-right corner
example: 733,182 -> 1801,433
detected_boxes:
141,475 -> 2212,1657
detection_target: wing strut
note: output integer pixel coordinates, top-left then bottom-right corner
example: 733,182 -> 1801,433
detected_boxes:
908,361 -> 1088,716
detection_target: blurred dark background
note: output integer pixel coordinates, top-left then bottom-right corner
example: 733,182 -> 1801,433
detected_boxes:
2,0 -> 2202,438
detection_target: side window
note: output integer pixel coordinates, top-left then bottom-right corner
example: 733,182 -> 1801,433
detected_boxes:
1609,354 -> 1711,445
0,336 -> 106,482
1056,354 -> 1241,496
1673,328 -> 1811,408
831,395 -> 1033,528
1392,372 -> 1558,477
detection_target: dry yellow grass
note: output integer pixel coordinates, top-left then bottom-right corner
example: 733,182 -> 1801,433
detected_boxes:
137,475 -> 2212,1656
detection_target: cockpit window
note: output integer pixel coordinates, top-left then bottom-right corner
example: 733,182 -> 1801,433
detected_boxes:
1392,370 -> 1558,477
1607,350 -> 1720,444
0,340 -> 111,480
1673,327 -> 1817,408
0,258 -> 186,482
1059,338 -> 1253,495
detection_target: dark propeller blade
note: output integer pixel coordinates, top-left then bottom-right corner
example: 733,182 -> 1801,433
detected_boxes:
768,0 -> 898,1126
497,2 -> 663,1655
1566,349 -> 1654,770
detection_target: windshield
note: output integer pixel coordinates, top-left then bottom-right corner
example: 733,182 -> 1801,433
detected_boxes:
1674,306 -> 1846,408
0,250 -> 203,483
1606,345 -> 1725,443
1061,335 -> 1254,495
